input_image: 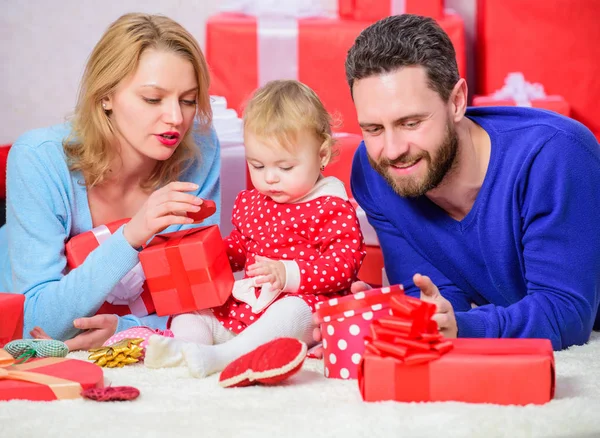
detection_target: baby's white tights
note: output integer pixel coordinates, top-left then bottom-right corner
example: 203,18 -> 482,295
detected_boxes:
145,297 -> 315,378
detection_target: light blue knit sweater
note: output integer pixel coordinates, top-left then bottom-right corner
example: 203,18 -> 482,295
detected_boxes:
0,123 -> 221,341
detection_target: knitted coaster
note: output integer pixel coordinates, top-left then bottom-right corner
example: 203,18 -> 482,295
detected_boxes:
219,338 -> 307,388
81,386 -> 140,402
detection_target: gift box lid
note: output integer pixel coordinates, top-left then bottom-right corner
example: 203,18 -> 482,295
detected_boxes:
0,350 -> 104,401
314,284 -> 404,323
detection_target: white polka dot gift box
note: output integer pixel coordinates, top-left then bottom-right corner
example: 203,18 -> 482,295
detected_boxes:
357,295 -> 555,405
314,284 -> 405,379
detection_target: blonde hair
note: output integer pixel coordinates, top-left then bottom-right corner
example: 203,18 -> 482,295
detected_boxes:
64,13 -> 212,189
243,80 -> 336,164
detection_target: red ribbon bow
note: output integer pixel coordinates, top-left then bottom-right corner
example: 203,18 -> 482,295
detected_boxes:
365,295 -> 453,365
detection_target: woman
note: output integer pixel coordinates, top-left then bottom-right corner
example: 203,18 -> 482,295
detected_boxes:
0,13 -> 221,350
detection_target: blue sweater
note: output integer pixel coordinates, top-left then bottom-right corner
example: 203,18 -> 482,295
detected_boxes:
0,123 -> 221,341
351,106 -> 600,350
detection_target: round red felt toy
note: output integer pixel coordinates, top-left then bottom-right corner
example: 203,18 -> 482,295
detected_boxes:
219,338 -> 307,388
187,199 -> 217,223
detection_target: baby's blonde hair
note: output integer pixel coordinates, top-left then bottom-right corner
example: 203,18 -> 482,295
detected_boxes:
243,80 -> 336,163
64,13 -> 212,189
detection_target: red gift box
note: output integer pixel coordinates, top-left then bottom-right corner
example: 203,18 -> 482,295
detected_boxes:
338,0 -> 444,21
358,294 -> 555,405
0,293 -> 24,347
476,0 -> 600,138
0,349 -> 104,401
65,219 -> 155,317
314,284 -> 404,379
0,144 -> 11,200
206,13 -> 465,136
139,226 -> 234,316
472,95 -> 570,117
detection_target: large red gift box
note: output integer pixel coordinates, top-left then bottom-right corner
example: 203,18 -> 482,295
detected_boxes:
314,285 -> 404,379
358,294 -> 555,405
476,0 -> 600,138
338,0 -> 444,22
139,226 -> 234,316
0,293 -> 24,347
206,13 -> 465,136
0,349 -> 104,401
472,95 -> 570,117
65,219 -> 155,317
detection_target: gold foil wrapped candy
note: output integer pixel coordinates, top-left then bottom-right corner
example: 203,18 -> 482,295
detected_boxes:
88,338 -> 144,368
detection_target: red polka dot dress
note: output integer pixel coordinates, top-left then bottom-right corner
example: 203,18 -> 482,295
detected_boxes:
212,177 -> 366,334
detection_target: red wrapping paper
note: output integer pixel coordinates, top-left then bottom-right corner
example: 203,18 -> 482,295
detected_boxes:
65,219 -> 155,317
206,13 -> 465,136
358,295 -> 555,405
0,293 -> 24,348
476,0 -> 600,138
338,0 -> 444,21
0,144 -> 11,200
0,351 -> 104,401
139,226 -> 234,316
472,95 -> 570,117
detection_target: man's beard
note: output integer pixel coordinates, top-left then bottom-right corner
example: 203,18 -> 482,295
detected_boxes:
368,123 -> 459,198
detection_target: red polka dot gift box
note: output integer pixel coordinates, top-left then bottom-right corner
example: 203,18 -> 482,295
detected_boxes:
139,226 -> 235,316
314,284 -> 405,379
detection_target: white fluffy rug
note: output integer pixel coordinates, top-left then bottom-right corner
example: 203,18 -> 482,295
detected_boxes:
3,333 -> 600,438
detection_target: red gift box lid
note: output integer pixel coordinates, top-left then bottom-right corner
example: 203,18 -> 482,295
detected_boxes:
0,353 -> 104,401
314,284 -> 404,323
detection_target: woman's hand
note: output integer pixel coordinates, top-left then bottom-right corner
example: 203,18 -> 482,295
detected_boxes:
124,181 -> 204,248
30,314 -> 119,351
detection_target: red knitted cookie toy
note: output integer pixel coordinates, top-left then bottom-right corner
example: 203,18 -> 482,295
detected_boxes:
219,338 -> 307,388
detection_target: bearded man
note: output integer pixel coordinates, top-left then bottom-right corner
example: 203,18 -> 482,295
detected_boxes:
346,14 -> 600,350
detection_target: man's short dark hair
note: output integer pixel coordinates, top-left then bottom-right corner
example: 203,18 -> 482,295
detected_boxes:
345,14 -> 460,101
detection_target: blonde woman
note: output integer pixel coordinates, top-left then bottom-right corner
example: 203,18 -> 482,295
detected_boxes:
0,13 -> 221,350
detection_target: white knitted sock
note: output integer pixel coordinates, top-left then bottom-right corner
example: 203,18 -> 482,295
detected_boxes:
182,297 -> 315,378
145,310 -> 233,368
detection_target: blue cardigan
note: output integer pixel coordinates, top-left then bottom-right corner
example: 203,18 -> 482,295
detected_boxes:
351,106 -> 600,350
0,123 -> 221,341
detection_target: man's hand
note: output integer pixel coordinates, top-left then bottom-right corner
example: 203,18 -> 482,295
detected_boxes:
31,314 -> 119,351
414,273 -> 458,338
246,255 -> 287,291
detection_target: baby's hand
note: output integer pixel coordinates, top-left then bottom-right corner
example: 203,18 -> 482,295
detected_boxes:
246,255 -> 286,291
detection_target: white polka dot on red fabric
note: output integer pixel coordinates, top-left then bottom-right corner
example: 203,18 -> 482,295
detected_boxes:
352,353 -> 362,364
327,325 -> 335,335
362,311 -> 374,320
323,338 -> 328,349
340,368 -> 350,379
338,339 -> 348,350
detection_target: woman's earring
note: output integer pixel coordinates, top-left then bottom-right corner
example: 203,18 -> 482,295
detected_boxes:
102,102 -> 107,109
320,165 -> 325,171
